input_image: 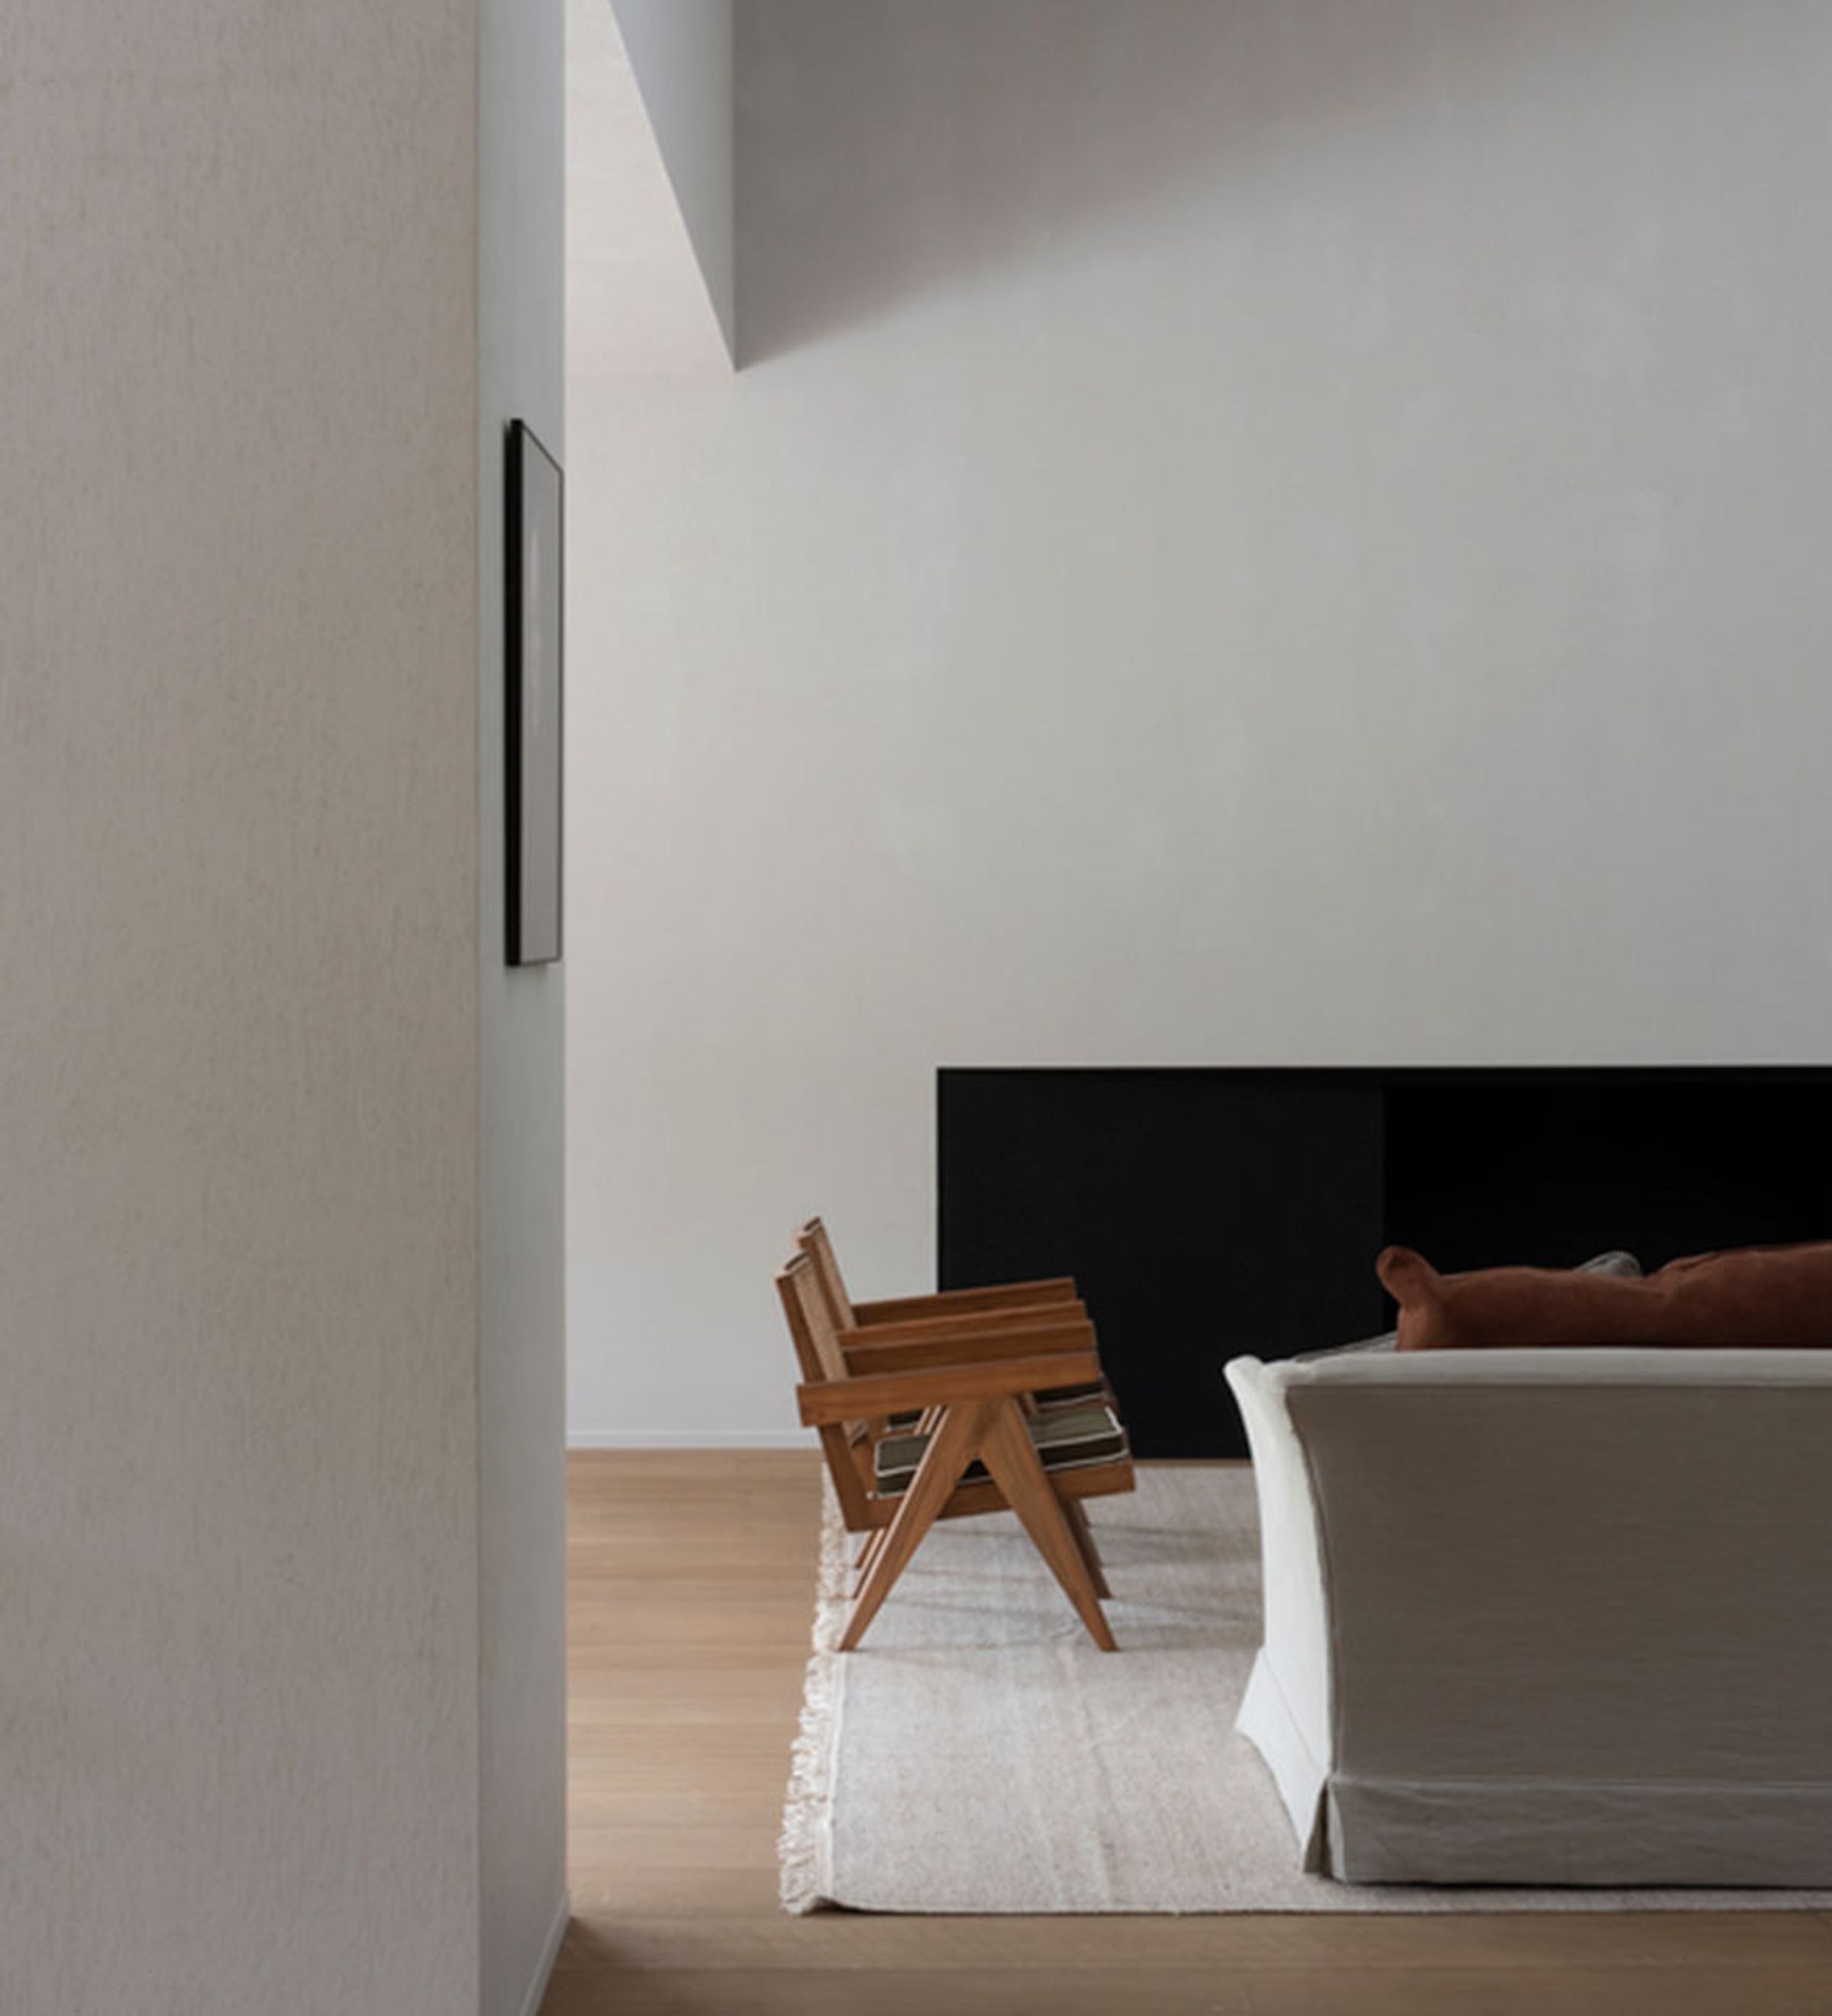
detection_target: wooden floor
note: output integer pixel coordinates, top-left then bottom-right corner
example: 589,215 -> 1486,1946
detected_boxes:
541,1450 -> 1832,2016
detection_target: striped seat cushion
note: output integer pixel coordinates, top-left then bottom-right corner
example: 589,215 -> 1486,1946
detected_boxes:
1035,1379 -> 1108,1405
873,1400 -> 1129,1497
883,1379 -> 1109,1435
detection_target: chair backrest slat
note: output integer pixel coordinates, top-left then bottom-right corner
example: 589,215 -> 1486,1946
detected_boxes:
776,1249 -> 873,1529
777,1248 -> 850,1385
798,1215 -> 854,1328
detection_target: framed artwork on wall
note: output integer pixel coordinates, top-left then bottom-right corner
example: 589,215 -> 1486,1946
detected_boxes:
506,418 -> 563,966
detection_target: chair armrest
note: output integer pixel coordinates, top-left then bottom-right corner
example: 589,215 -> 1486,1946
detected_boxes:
797,1347 -> 1103,1426
849,1278 -> 1078,1324
841,1316 -> 1098,1378
833,1302 -> 1087,1348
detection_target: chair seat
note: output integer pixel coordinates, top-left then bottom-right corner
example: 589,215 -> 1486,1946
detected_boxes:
875,1400 -> 1129,1497
883,1379 -> 1109,1435
1035,1378 -> 1109,1406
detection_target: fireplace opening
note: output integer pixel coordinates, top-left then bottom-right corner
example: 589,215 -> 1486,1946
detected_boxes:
937,1067 -> 1832,1457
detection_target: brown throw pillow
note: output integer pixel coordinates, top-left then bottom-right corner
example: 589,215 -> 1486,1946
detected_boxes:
1298,1250 -> 1641,1360
1377,1240 -> 1832,1351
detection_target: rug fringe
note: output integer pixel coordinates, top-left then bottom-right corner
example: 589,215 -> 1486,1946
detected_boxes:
777,1470 -> 850,1914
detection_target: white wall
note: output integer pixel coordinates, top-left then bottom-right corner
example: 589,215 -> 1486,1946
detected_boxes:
566,0 -> 1832,1444
479,0 -> 569,2008
2,5 -> 564,2009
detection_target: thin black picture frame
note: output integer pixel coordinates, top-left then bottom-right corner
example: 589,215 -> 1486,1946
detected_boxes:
506,419 -> 563,966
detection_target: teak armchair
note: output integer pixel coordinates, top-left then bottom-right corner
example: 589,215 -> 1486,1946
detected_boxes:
792,1216 -> 1123,1601
776,1247 -> 1134,1651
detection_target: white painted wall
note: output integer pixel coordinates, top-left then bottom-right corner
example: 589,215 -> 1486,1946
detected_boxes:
479,0 -> 569,2009
3,5 -> 563,2008
608,0 -> 735,354
566,0 -> 1832,1444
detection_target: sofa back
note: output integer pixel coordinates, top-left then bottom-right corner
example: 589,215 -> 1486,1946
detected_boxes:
1289,1351 -> 1832,1791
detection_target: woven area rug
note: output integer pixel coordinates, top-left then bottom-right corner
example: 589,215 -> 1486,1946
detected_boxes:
779,1464 -> 1832,1914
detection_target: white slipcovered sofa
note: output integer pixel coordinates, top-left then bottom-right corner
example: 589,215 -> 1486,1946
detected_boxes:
1225,1345 -> 1832,1885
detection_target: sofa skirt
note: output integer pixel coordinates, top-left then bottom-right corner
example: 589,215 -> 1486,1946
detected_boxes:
1327,1776 -> 1832,1887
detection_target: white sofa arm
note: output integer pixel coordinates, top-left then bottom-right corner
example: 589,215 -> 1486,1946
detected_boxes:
1224,1356 -> 1333,1869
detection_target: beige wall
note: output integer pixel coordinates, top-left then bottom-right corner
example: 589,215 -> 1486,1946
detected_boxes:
2,5 -> 563,2009
566,0 -> 1832,1441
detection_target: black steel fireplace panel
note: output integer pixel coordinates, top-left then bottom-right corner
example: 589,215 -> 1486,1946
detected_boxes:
937,1067 -> 1832,1459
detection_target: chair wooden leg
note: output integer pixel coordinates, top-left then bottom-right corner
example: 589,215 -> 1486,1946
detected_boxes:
1063,1498 -> 1111,1600
840,1401 -> 991,1652
853,1524 -> 888,1593
976,1398 -> 1117,1651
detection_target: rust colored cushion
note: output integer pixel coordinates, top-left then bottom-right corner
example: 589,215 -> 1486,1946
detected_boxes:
1378,1240 -> 1832,1352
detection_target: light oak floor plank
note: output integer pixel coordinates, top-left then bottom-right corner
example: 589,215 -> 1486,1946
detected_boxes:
543,1450 -> 1832,2016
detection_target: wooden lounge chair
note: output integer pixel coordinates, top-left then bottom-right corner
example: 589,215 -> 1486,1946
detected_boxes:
792,1216 -> 1121,1596
776,1248 -> 1134,1651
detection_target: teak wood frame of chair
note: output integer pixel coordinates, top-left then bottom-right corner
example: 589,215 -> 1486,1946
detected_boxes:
776,1249 -> 1134,1652
793,1216 -> 1116,1597
798,1214 -> 1079,1334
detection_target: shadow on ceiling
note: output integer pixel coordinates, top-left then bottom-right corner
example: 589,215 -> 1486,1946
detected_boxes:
733,0 -> 1650,368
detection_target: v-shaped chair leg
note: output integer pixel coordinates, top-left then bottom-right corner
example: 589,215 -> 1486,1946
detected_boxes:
1063,1498 -> 1111,1599
853,1524 -> 889,1594
976,1398 -> 1118,1650
840,1399 -> 992,1652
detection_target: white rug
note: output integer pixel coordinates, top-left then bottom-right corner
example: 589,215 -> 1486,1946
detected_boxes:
780,1465 -> 1832,1914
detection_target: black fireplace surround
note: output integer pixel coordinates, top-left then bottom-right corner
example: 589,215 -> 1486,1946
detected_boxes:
937,1066 -> 1832,1459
